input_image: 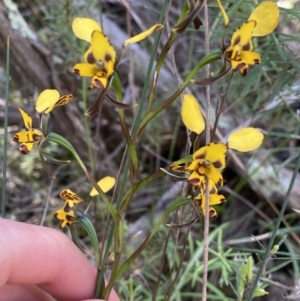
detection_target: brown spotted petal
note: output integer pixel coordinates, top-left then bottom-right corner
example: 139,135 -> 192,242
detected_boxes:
53,201 -> 77,228
60,189 -> 83,205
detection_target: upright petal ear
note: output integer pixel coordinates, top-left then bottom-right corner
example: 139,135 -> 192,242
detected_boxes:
35,89 -> 60,114
18,108 -> 33,130
231,20 -> 256,48
181,94 -> 205,135
124,24 -> 163,46
249,2 -> 279,37
227,127 -> 264,152
72,17 -> 102,42
90,176 -> 116,196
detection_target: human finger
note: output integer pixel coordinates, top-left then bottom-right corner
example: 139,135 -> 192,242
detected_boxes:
0,218 -> 101,301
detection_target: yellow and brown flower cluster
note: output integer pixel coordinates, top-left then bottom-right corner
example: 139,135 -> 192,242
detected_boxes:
13,89 -> 73,154
224,2 -> 279,75
171,94 -> 264,218
54,177 -> 115,228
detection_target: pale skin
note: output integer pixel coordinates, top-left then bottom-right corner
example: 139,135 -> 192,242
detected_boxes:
0,218 -> 120,301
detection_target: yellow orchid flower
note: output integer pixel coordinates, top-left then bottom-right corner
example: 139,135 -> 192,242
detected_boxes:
13,108 -> 44,154
224,20 -> 260,75
224,2 -> 279,75
35,89 -> 73,115
53,201 -> 77,228
187,143 -> 228,187
194,180 -> 226,218
90,176 -> 116,197
72,17 -> 163,89
53,189 -> 84,228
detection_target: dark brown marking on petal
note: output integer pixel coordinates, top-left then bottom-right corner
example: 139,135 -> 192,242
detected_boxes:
224,50 -> 233,60
53,213 -> 58,218
13,135 -> 19,142
73,68 -> 80,75
233,36 -> 240,46
209,209 -> 216,218
87,52 -> 96,64
210,186 -> 217,194
242,42 -> 251,51
64,203 -> 73,213
233,62 -> 246,72
105,53 -> 112,62
220,197 -> 226,203
241,67 -> 248,76
213,160 -> 222,169
94,78 -> 105,89
32,133 -> 43,142
19,144 -> 30,155
217,178 -> 223,186
254,59 -> 260,64
66,215 -> 76,222
194,153 -> 206,160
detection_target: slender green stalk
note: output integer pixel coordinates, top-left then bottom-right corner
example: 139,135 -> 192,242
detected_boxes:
247,153 -> 300,300
1,36 -> 10,218
202,1 -> 211,300
131,0 -> 170,137
82,78 -> 95,173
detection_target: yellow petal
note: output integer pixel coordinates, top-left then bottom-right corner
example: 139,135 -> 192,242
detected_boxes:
209,193 -> 226,205
54,202 -> 76,229
194,143 -> 227,168
90,176 -> 116,197
181,94 -> 205,134
230,59 -> 247,73
187,171 -> 205,186
13,129 -> 43,143
73,63 -> 98,77
205,165 -> 224,186
215,0 -> 229,26
72,17 -> 101,42
231,20 -> 256,48
249,2 -> 279,37
124,24 -> 163,46
91,75 -> 108,89
240,51 -> 261,65
91,30 -> 116,77
60,189 -> 84,204
35,89 -> 60,114
18,108 -> 32,130
227,127 -> 264,152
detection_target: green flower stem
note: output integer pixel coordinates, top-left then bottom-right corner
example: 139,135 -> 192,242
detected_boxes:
130,0 -> 170,138
101,216 -> 122,300
46,132 -> 117,221
82,78 -> 95,174
135,52 -> 222,142
147,1 -> 191,113
115,197 -> 190,280
247,152 -> 300,300
112,74 -> 138,178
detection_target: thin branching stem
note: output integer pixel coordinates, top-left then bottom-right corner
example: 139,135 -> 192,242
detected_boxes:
202,1 -> 211,300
